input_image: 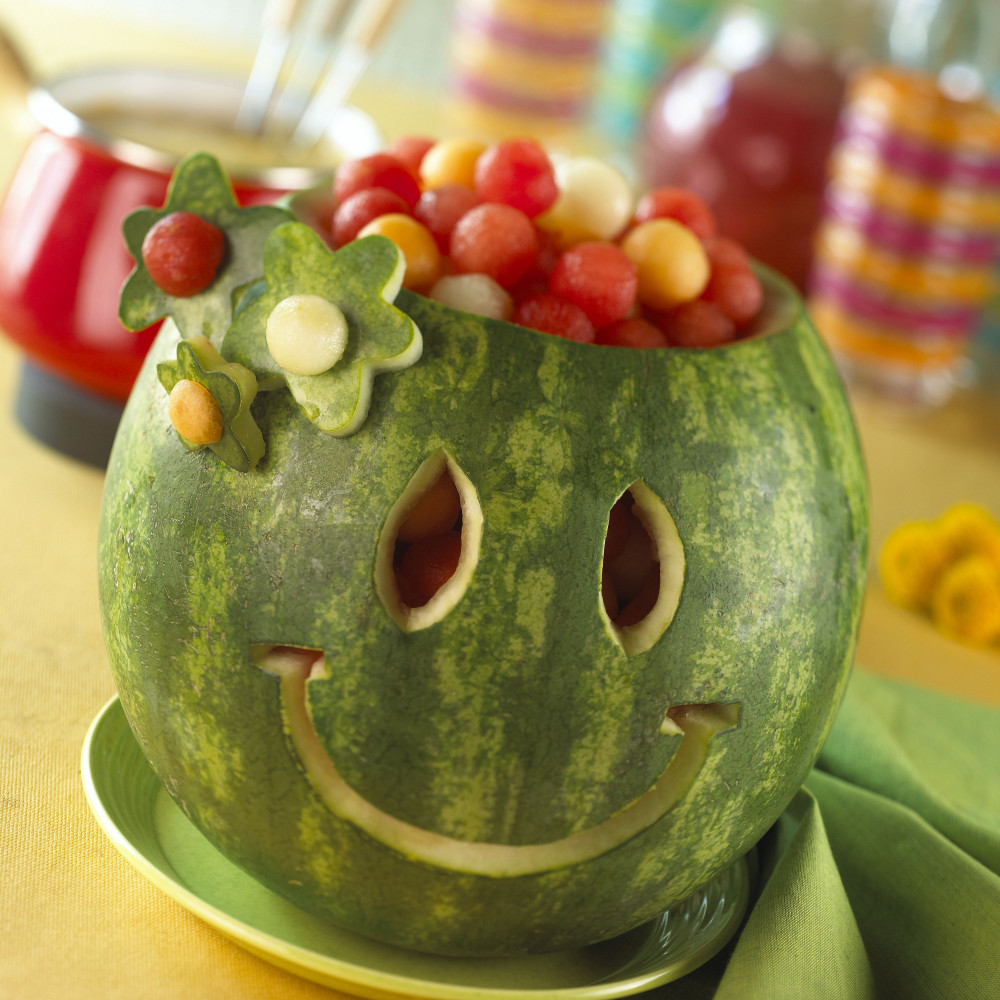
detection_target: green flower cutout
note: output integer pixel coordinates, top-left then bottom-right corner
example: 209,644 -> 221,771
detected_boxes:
120,152 -> 293,342
223,222 -> 422,436
157,335 -> 265,473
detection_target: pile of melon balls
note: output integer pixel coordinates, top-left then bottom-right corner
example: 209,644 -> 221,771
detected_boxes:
329,135 -> 765,348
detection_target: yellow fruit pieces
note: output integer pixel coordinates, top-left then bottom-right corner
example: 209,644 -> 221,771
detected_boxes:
932,556 -> 1000,647
880,503 -> 1000,647
879,520 -> 952,610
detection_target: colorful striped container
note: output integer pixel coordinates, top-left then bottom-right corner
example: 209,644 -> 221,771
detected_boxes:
592,0 -> 718,146
809,66 -> 1000,405
449,0 -> 613,139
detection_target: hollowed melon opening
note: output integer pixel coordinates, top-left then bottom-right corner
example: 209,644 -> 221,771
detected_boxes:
376,451 -> 483,632
601,481 -> 685,657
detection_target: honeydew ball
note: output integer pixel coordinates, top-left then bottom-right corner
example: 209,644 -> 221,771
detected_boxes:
537,156 -> 634,247
620,219 -> 710,310
266,294 -> 349,376
167,379 -> 223,444
429,273 -> 514,321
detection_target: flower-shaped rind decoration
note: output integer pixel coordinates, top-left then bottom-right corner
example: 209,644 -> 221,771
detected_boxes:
121,152 -> 293,342
223,223 -> 422,436
157,335 -> 265,472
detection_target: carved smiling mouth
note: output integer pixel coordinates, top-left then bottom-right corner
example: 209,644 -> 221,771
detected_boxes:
254,644 -> 739,878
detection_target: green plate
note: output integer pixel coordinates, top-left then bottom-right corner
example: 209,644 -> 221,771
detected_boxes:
81,696 -> 749,999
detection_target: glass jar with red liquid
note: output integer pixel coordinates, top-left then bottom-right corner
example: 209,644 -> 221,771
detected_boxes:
640,0 -> 874,292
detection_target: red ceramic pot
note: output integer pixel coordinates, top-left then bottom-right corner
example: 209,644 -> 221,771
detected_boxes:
0,67 -> 380,403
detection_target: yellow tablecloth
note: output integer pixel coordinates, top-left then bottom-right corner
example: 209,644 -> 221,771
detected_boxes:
3,5 -> 1000,998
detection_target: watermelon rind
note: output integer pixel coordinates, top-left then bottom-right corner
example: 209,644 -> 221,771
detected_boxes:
99,268 -> 868,956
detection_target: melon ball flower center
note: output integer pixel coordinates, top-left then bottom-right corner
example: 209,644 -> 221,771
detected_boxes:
267,294 -> 349,376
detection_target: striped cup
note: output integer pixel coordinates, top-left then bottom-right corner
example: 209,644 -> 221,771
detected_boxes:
808,66 -> 1000,405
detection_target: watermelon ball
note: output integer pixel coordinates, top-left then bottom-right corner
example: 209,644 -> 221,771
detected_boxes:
634,187 -> 717,241
450,203 -> 538,288
142,211 -> 225,298
332,187 -> 411,247
419,137 -> 487,190
606,498 -> 656,606
474,139 -> 558,218
657,300 -> 737,348
512,293 -> 596,343
359,213 -> 442,292
334,153 -> 422,210
414,184 -> 482,254
596,317 -> 670,349
702,234 -> 751,269
509,226 -> 562,303
429,273 -> 513,321
602,491 -> 664,626
701,262 -> 764,328
385,134 -> 435,175
615,564 -> 661,627
395,469 -> 462,543
395,530 -> 463,607
548,242 -> 638,328
620,219 -> 710,310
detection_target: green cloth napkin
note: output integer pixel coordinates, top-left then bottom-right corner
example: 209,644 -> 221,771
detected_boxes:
652,669 -> 1000,999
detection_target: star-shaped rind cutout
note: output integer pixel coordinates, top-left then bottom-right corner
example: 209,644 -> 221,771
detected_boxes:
223,223 -> 422,436
120,152 -> 294,342
157,334 -> 265,472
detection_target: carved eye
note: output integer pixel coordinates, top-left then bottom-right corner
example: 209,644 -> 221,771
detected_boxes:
376,451 -> 483,632
601,481 -> 684,657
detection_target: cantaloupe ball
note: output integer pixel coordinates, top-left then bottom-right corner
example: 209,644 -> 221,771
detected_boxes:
419,138 -> 488,190
359,214 -> 442,291
429,273 -> 513,321
620,219 -> 710,310
167,379 -> 223,444
536,156 -> 633,248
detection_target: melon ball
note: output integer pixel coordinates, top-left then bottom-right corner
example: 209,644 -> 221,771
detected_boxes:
429,273 -> 514,321
419,137 -> 487,190
359,214 -> 442,292
620,219 -> 710,310
537,156 -> 634,247
266,294 -> 349,376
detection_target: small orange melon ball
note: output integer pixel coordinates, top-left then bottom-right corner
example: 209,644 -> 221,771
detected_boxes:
167,379 -> 223,445
359,213 -> 442,291
419,137 -> 487,190
620,218 -> 710,310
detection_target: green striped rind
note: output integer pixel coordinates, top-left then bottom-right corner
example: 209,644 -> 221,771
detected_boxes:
222,227 -> 422,436
99,269 -> 869,956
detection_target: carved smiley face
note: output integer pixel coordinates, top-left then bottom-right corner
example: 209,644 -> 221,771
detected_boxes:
251,451 -> 739,877
100,280 -> 868,956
